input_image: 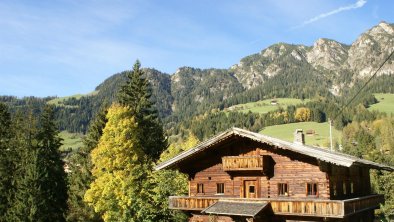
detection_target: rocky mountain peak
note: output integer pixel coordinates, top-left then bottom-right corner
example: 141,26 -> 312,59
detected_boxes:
369,21 -> 394,36
348,22 -> 394,78
306,38 -> 348,71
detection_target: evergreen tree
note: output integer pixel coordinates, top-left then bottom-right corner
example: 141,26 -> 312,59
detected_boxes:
36,105 -> 68,221
118,60 -> 167,161
7,109 -> 42,221
0,103 -> 12,220
10,148 -> 47,221
9,106 -> 67,222
67,108 -> 107,222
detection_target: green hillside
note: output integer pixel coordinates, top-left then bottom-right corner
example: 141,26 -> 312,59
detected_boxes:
225,98 -> 309,114
368,93 -> 394,115
59,131 -> 84,151
260,122 -> 341,148
47,91 -> 98,107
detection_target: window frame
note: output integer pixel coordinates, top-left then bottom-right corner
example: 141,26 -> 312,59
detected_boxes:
197,183 -> 204,194
278,183 -> 289,196
343,181 -> 347,195
216,183 -> 225,194
306,183 -> 318,196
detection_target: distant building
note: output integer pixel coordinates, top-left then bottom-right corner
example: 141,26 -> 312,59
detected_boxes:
156,128 -> 394,222
270,100 -> 278,105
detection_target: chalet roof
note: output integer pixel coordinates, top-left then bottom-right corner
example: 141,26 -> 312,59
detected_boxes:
201,200 -> 268,217
155,127 -> 394,171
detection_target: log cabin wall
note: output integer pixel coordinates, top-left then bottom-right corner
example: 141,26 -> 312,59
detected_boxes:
188,138 -> 330,199
329,165 -> 371,199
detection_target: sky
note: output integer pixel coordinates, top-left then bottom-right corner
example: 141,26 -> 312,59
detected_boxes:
0,0 -> 393,97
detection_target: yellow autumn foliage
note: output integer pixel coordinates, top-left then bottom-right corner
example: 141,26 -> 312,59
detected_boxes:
294,107 -> 311,122
84,104 -> 146,221
159,133 -> 200,162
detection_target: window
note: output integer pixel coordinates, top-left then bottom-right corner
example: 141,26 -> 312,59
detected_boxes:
278,183 -> 289,196
249,185 -> 255,193
343,181 -> 347,195
333,183 -> 337,196
217,183 -> 224,194
307,183 -> 318,196
197,183 -> 204,194
350,182 -> 354,194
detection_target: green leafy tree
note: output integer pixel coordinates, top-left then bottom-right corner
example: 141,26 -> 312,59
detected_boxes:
342,118 -> 394,220
118,60 -> 167,161
146,134 -> 200,221
67,108 -> 107,222
160,133 -> 199,162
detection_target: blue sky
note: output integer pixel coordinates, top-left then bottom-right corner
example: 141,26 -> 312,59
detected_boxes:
0,0 -> 393,97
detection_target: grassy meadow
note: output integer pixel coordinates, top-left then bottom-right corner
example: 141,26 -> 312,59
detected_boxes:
47,91 -> 98,107
225,98 -> 309,114
259,121 -> 342,148
368,93 -> 394,115
59,131 -> 84,151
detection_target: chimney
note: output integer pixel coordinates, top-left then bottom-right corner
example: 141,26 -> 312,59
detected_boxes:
294,129 -> 305,145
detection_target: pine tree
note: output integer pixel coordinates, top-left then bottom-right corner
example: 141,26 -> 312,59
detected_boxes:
7,109 -> 42,221
67,108 -> 107,222
118,60 -> 167,161
9,106 -> 68,221
36,105 -> 67,221
10,148 -> 47,221
0,103 -> 12,220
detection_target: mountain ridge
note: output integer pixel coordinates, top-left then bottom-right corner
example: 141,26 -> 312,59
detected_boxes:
1,21 -> 394,133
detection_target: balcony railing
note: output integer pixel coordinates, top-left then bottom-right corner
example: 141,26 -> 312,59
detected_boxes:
169,195 -> 383,218
222,156 -> 268,171
344,194 -> 384,215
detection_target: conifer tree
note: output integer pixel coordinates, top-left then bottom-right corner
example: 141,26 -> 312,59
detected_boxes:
36,105 -> 67,221
118,60 -> 167,161
8,106 -> 67,221
10,148 -> 46,221
67,108 -> 107,222
7,109 -> 41,221
0,103 -> 12,220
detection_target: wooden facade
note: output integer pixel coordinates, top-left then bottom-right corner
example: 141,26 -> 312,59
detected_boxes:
156,128 -> 394,222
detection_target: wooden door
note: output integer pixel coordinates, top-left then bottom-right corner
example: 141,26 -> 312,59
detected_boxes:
244,180 -> 257,198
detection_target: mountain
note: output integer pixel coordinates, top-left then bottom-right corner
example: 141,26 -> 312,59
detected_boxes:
1,22 -> 394,133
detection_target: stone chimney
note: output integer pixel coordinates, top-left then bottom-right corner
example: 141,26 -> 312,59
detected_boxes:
294,129 -> 305,145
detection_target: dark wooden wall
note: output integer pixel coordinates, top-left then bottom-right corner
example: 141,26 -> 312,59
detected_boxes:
328,165 -> 371,199
188,138 -> 331,199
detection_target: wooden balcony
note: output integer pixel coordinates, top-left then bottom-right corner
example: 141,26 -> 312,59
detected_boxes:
169,195 -> 383,218
222,156 -> 270,172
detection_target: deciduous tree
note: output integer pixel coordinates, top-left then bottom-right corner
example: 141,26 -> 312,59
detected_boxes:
84,104 -> 147,222
67,108 -> 107,222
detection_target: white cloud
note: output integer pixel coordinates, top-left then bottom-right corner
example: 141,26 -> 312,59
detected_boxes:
292,0 -> 367,29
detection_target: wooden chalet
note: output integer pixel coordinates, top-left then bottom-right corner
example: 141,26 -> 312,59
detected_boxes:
155,128 -> 394,222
